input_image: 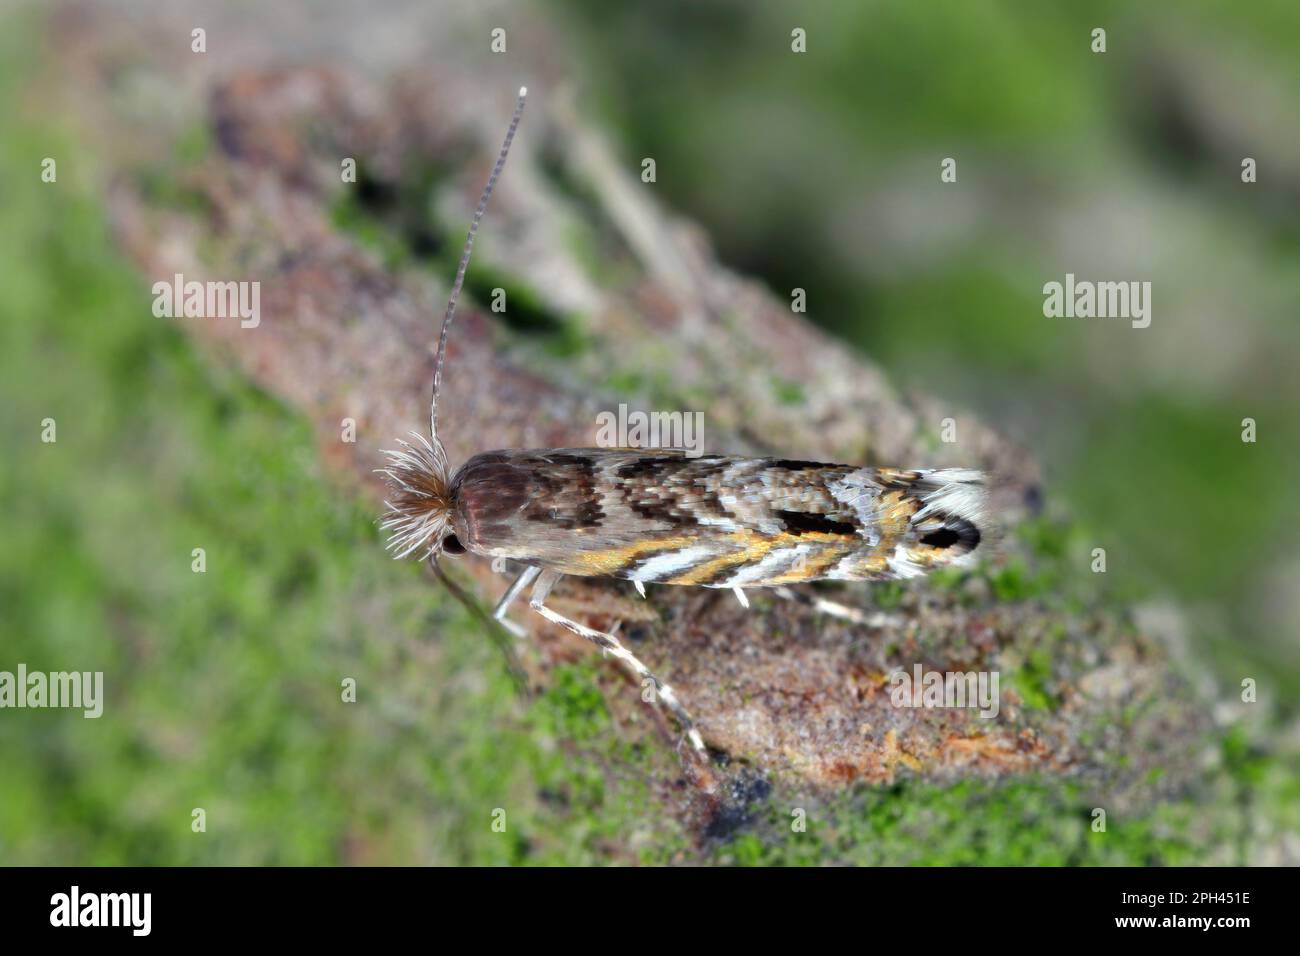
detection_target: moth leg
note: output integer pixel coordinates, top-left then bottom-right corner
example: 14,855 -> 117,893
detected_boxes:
772,585 -> 899,629
428,557 -> 528,693
528,569 -> 706,755
492,565 -> 540,639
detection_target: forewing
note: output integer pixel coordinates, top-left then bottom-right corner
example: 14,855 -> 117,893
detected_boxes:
449,449 -> 983,585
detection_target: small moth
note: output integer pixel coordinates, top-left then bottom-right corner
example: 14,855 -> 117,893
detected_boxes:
380,88 -> 987,755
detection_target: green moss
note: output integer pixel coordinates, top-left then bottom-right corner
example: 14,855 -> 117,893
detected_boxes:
603,369 -> 646,396
329,188 -> 414,270
459,262 -> 592,358
531,662 -> 613,743
1017,516 -> 1072,561
988,560 -> 1046,602
1006,646 -> 1059,712
770,376 -> 806,406
174,121 -> 212,165
873,580 -> 906,609
713,776 -> 1209,866
136,166 -> 213,217
330,161 -> 454,270
1221,725 -> 1270,789
926,566 -> 970,592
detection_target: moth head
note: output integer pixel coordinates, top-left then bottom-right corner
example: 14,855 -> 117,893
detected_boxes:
377,431 -> 458,561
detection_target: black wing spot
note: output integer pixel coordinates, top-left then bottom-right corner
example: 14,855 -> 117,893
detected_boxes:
775,509 -> 857,537
920,518 -> 981,551
615,457 -> 672,480
767,459 -> 829,472
920,528 -> 960,549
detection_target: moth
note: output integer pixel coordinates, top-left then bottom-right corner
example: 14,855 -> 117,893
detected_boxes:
380,88 -> 987,755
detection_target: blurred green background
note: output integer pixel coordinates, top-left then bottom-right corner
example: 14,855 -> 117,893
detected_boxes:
558,0 -> 1300,696
1,0 -> 1297,864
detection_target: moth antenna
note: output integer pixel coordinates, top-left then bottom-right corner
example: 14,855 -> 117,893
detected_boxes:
430,85 -> 528,442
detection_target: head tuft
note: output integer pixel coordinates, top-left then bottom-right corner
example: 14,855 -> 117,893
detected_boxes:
377,432 -> 455,561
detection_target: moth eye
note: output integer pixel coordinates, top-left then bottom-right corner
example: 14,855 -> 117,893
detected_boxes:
442,534 -> 467,556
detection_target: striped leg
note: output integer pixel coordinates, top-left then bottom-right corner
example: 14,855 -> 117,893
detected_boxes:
772,586 -> 899,629
528,569 -> 706,755
493,564 -> 539,638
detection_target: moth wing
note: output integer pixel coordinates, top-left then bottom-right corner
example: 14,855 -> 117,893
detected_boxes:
448,449 -> 984,585
448,449 -> 854,582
